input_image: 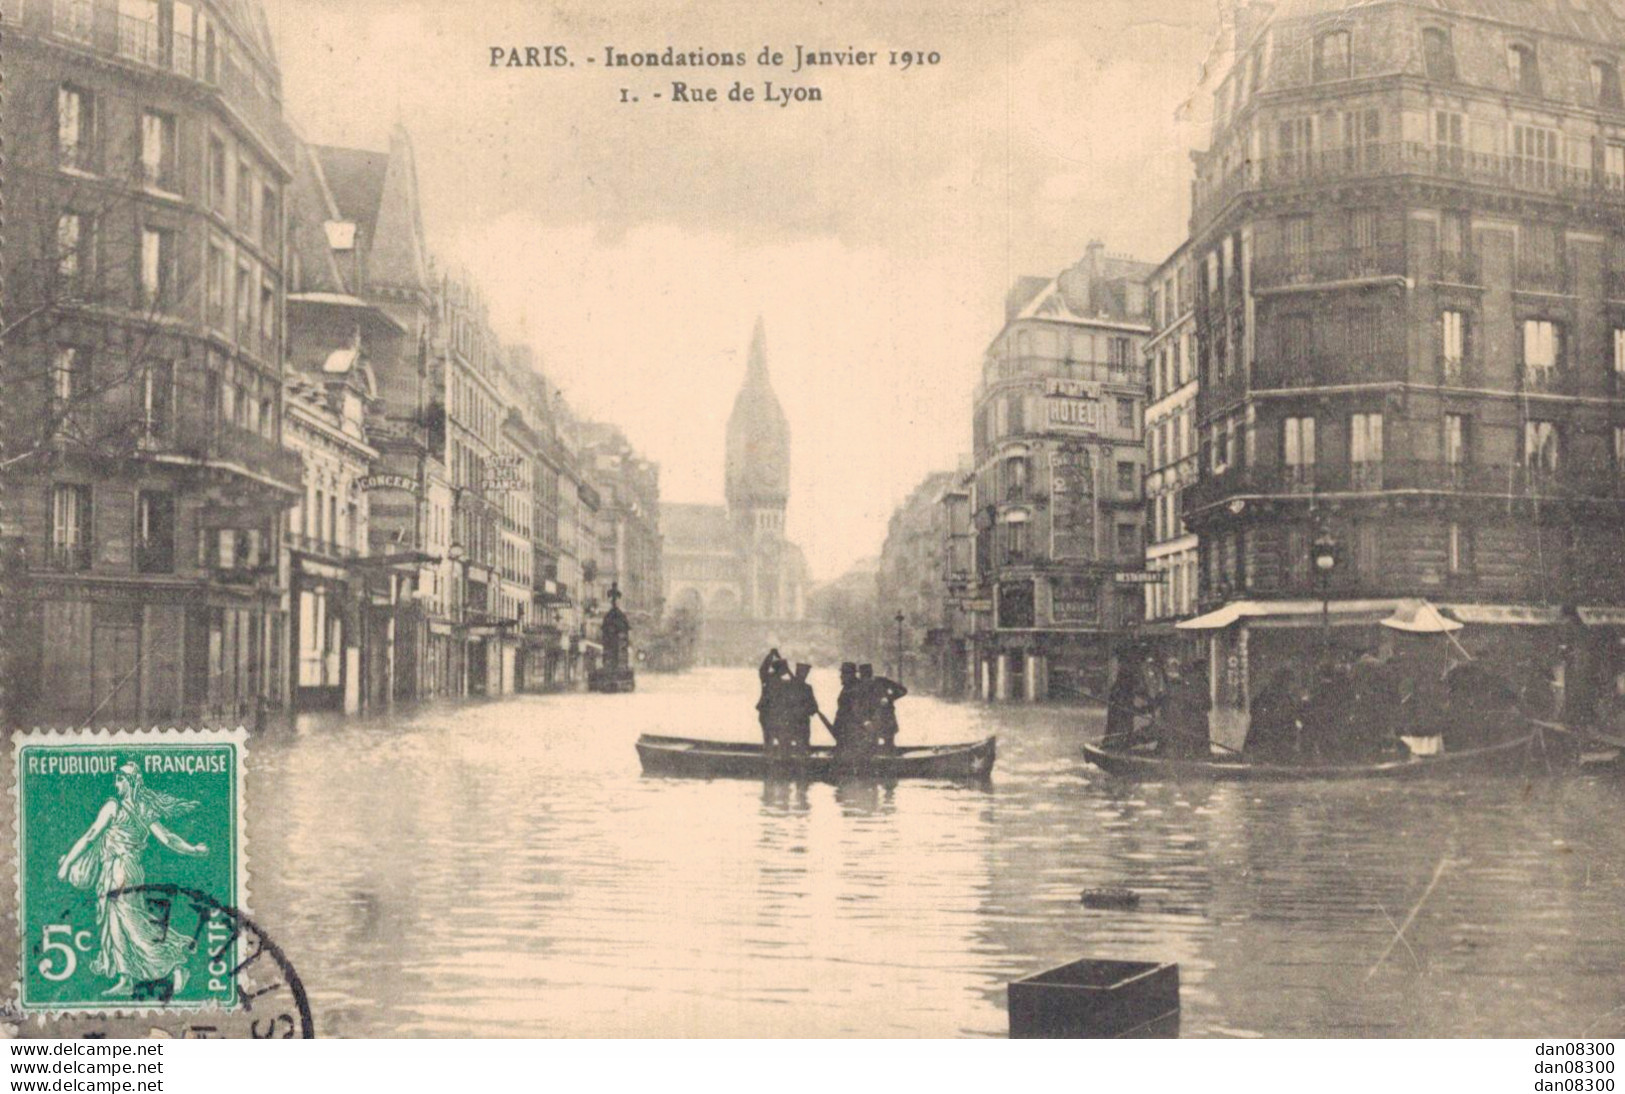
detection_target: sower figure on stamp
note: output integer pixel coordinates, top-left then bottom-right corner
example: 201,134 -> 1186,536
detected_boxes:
57,763 -> 210,997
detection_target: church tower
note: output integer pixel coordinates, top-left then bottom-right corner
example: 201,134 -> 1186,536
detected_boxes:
724,318 -> 791,618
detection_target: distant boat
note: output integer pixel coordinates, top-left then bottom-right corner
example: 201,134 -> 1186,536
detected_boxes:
636,734 -> 996,781
1081,734 -> 1536,782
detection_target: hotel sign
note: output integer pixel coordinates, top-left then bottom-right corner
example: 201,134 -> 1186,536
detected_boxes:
1045,379 -> 1100,432
485,456 -> 524,493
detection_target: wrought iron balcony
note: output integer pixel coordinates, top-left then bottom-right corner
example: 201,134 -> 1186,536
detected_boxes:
1252,243 -> 1406,290
287,533 -> 360,561
1194,140 -> 1625,228
46,543 -> 93,573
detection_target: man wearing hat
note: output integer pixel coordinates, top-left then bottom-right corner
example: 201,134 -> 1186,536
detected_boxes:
781,663 -> 821,757
830,662 -> 861,750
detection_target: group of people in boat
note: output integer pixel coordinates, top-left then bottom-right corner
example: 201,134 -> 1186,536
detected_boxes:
756,649 -> 907,761
1104,639 -> 1568,763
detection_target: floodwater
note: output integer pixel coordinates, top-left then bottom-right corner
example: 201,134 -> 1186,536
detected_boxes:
250,667 -> 1625,1038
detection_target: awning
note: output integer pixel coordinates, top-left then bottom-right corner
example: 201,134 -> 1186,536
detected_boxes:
1579,607 -> 1625,627
1443,604 -> 1562,626
1176,598 -> 1407,631
1380,600 -> 1463,634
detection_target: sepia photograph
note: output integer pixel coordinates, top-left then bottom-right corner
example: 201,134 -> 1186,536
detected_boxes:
2,0 -> 1624,1047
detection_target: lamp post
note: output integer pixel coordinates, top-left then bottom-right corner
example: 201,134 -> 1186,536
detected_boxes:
895,611 -> 906,687
1311,531 -> 1339,663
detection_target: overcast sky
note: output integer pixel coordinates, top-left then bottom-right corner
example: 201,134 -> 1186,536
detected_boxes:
266,0 -> 1221,582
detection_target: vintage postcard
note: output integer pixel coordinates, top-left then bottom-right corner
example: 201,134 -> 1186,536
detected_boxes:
3,0 -> 1625,1041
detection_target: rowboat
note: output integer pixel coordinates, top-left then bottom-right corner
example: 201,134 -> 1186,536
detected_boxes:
1081,733 -> 1536,782
636,734 -> 996,781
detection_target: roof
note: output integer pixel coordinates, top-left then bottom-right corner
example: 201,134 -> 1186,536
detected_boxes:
1259,0 -> 1625,46
311,128 -> 431,295
660,503 -> 735,548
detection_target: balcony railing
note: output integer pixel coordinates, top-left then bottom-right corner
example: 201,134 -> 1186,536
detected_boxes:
164,415 -> 303,491
1186,459 -> 1625,514
1252,243 -> 1406,290
287,533 -> 359,560
1437,251 -> 1481,285
47,543 -> 93,572
1195,140 -> 1625,227
1516,259 -> 1570,294
1519,364 -> 1571,395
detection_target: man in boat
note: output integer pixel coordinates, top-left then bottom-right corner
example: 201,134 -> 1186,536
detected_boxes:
757,649 -> 792,753
870,668 -> 908,753
1156,656 -> 1211,758
1104,647 -> 1151,747
782,663 -> 821,757
1345,644 -> 1402,760
833,665 -> 883,760
830,662 -> 861,749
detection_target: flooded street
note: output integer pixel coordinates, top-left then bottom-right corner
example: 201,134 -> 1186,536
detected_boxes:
250,668 -> 1625,1038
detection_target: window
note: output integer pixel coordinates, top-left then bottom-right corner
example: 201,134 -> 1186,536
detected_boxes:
1004,520 -> 1028,562
1109,337 -> 1132,369
51,346 -> 82,408
1283,416 -> 1316,485
1448,523 -> 1473,575
1116,461 -> 1136,496
1116,523 -> 1140,562
1278,117 -> 1315,176
1349,209 -> 1379,251
140,110 -> 177,191
57,86 -> 94,172
1444,413 -> 1469,468
1508,43 -> 1540,95
1614,426 -> 1625,470
1614,328 -> 1625,376
1003,456 -> 1028,501
136,491 -> 175,573
1593,61 -> 1623,108
140,227 -> 175,308
50,484 -> 92,571
1116,397 -> 1134,431
1353,524 -> 1380,575
142,360 -> 173,438
261,184 -> 279,248
1433,112 -> 1464,172
1351,412 -> 1384,488
55,212 -> 93,291
1513,127 -> 1558,188
260,283 -> 276,347
1423,26 -> 1456,80
1525,420 -> 1560,471
1522,318 -> 1562,384
207,244 -> 227,326
236,262 -> 253,337
209,135 -> 227,209
1283,214 -> 1312,257
1348,308 -> 1382,362
1441,309 -> 1466,380
1341,109 -> 1380,170
236,162 -> 254,231
1315,30 -> 1351,82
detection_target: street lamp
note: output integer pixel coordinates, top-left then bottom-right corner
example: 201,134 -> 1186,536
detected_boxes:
1311,530 -> 1339,662
895,611 -> 906,687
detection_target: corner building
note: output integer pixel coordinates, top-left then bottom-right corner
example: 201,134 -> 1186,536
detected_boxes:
1184,0 -> 1625,732
1,0 -> 299,725
969,244 -> 1153,702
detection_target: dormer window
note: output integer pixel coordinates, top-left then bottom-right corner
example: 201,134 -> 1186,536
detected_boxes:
1422,26 -> 1456,80
1593,60 -> 1623,108
1315,30 -> 1351,81
1508,43 -> 1540,96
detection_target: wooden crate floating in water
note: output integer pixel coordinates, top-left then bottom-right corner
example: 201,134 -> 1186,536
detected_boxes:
1008,959 -> 1180,1038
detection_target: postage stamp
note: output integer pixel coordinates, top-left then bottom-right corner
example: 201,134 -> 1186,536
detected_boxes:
12,729 -> 247,1015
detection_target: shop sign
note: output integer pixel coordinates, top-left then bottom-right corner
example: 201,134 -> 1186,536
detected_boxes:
1051,579 -> 1099,624
1113,571 -> 1165,585
358,473 -> 421,495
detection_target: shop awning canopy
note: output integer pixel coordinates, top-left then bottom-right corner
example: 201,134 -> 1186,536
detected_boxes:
1578,607 -> 1625,627
1380,600 -> 1463,634
1176,599 -> 1407,631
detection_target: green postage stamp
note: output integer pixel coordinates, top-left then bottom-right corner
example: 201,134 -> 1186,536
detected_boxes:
13,729 -> 247,1014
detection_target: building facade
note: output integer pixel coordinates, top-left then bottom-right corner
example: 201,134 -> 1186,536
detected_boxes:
1144,244 -> 1202,628
281,362 -> 376,713
1,0 -> 301,725
876,470 -> 959,693
580,422 -> 663,652
967,243 -> 1154,701
1183,0 -> 1625,739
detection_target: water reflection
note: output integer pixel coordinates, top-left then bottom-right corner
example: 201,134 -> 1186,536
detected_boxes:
248,668 -> 1625,1037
